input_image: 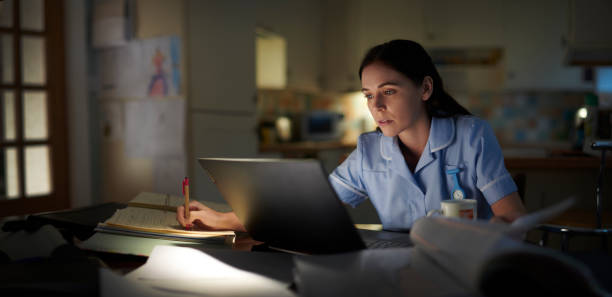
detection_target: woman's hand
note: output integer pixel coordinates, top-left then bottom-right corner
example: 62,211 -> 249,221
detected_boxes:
176,200 -> 246,232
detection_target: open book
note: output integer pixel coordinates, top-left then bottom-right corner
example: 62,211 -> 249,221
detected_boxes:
96,192 -> 235,242
409,198 -> 608,296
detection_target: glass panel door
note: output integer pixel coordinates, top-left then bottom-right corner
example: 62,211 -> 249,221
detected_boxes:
21,36 -> 46,85
0,0 -> 67,215
20,0 -> 45,31
0,147 -> 20,199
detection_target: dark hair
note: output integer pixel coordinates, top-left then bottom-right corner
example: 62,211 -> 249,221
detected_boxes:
359,40 -> 471,118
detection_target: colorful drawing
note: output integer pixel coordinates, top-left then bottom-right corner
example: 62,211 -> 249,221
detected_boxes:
97,36 -> 181,99
148,48 -> 168,96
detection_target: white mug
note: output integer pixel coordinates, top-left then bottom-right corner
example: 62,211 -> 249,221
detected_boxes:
427,199 -> 477,220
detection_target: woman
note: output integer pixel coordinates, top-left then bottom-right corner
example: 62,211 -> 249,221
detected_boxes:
177,40 -> 525,231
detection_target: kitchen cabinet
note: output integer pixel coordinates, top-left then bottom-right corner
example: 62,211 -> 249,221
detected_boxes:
565,0 -> 612,65
258,0 -> 596,92
501,0 -> 593,90
320,0 -> 595,92
422,0 -> 503,47
320,0 -> 504,92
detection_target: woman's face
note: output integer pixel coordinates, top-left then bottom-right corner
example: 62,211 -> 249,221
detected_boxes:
361,62 -> 431,137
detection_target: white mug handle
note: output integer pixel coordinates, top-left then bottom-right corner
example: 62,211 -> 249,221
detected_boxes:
427,209 -> 443,217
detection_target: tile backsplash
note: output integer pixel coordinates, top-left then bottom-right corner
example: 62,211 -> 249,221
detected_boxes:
455,91 -> 585,147
257,89 -> 588,148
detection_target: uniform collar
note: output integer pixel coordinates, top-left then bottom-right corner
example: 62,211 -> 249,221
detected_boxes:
379,117 -> 455,173
429,117 -> 455,153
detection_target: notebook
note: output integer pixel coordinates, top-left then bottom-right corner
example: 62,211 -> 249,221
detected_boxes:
198,158 -> 411,254
95,192 -> 235,242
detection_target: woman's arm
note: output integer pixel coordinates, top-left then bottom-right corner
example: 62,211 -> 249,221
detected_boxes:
490,192 -> 526,223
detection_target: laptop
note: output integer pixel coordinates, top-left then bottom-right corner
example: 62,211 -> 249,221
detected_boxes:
198,158 -> 411,255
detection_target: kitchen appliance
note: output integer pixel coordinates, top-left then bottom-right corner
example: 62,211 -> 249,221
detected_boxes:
300,111 -> 344,141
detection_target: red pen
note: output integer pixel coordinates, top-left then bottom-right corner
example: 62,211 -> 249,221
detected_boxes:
182,177 -> 191,230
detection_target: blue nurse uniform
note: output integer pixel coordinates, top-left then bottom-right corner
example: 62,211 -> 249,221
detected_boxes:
329,116 -> 517,231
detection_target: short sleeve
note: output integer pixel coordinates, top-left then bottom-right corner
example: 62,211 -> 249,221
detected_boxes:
474,121 -> 517,205
329,138 -> 369,207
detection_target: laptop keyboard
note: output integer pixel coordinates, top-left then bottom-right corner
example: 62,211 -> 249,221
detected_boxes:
365,239 -> 411,249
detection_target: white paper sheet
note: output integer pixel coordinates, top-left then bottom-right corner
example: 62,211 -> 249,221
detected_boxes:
124,99 -> 185,158
126,245 -> 295,297
98,44 -> 145,99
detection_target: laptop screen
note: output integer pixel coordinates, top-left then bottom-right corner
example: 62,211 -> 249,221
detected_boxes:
198,158 -> 366,254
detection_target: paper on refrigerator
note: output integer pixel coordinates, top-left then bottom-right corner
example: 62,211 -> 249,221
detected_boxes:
124,99 -> 185,158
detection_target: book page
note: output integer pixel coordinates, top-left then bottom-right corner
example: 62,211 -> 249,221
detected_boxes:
508,197 -> 575,234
